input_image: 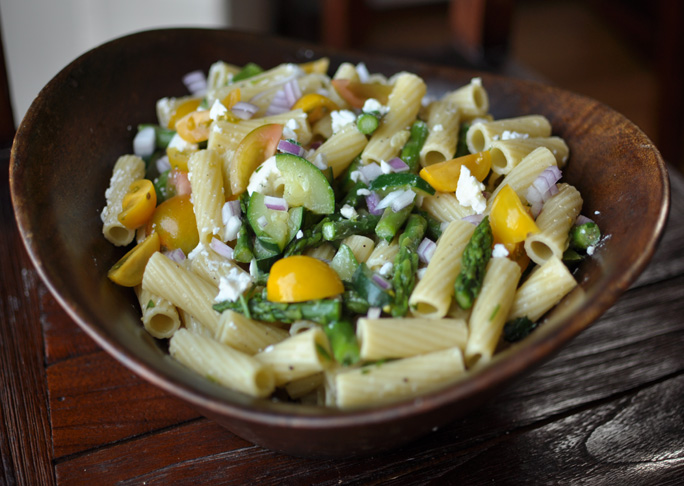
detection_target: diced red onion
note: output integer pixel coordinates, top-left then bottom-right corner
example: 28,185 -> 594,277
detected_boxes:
527,166 -> 562,217
264,196 -> 288,211
387,157 -> 409,173
462,213 -> 485,225
575,214 -> 594,226
156,155 -> 171,174
257,216 -> 268,229
133,126 -> 155,157
164,248 -> 186,263
277,139 -> 304,157
210,237 -> 234,260
310,140 -> 322,150
366,307 -> 382,319
377,189 -> 416,212
356,62 -> 370,83
231,101 -> 259,120
222,199 -> 242,222
372,273 -> 392,290
358,162 -> 383,183
183,70 -> 207,96
365,192 -> 383,215
311,153 -> 328,170
265,79 -> 301,116
417,238 -> 436,264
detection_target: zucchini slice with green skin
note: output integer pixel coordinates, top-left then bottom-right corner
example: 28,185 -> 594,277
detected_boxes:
330,243 -> 359,282
275,153 -> 335,214
247,192 -> 304,251
352,263 -> 392,309
368,172 -> 435,196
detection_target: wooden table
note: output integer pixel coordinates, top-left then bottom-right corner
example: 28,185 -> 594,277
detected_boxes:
2,149 -> 683,485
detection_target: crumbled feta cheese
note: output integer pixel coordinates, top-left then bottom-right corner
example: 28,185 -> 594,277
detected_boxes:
188,242 -> 208,261
586,245 -> 595,256
215,268 -> 252,302
356,62 -> 370,82
312,153 -> 328,170
362,98 -> 389,115
340,204 -> 358,220
209,99 -> 228,121
296,230 -> 304,239
331,110 -> 357,134
380,160 -> 392,174
378,262 -> 393,276
456,166 -> 487,214
432,124 -> 444,132
471,77 -> 482,87
168,132 -> 198,152
246,156 -> 284,195
224,215 -> 242,241
283,118 -> 300,141
492,243 -> 509,258
350,170 -> 362,183
357,188 -> 371,196
498,130 -> 529,141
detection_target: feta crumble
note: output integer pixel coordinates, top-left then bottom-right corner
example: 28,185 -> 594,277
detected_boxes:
215,268 -> 252,302
492,244 -> 509,258
246,156 -> 284,195
331,110 -> 357,134
456,166 -> 487,214
209,99 -> 228,121
362,98 -> 389,115
340,204 -> 358,220
283,118 -> 300,141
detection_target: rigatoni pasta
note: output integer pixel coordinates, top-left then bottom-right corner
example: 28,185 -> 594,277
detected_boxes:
102,58 -> 602,409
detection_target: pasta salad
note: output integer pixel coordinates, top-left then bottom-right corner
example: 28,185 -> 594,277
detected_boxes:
101,58 -> 601,408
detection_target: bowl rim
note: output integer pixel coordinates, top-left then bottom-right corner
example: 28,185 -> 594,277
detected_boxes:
10,27 -> 671,430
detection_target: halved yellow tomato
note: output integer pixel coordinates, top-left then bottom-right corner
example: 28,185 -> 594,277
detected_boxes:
107,232 -> 160,287
221,88 -> 241,109
146,194 -> 199,255
300,57 -> 330,74
267,255 -> 344,303
166,147 -> 195,172
419,151 -> 492,192
175,109 -> 212,143
118,179 -> 157,229
489,184 -> 539,246
230,123 -> 283,195
292,93 -> 339,124
167,98 -> 202,129
331,79 -> 392,109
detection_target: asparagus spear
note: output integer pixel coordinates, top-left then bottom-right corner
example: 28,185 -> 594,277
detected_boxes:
414,208 -> 443,241
390,213 -> 427,317
338,181 -> 369,209
322,320 -> 360,366
214,293 -> 342,325
569,222 -> 601,250
503,316 -> 539,342
342,289 -> 371,315
233,223 -> 255,263
400,120 -> 429,172
454,122 -> 471,158
453,216 -> 493,310
375,204 -> 413,242
322,212 -> 381,241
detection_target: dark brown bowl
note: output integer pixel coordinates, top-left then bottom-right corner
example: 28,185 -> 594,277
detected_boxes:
10,28 -> 670,457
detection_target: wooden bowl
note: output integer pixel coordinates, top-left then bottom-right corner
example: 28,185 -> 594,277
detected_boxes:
10,28 -> 670,457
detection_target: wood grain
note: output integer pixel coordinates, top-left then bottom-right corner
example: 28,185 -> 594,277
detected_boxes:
3,156 -> 684,483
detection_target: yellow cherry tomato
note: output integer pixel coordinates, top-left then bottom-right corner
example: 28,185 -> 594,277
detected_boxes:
230,123 -> 283,195
292,93 -> 339,124
166,147 -> 194,172
221,88 -> 241,109
147,194 -> 199,255
107,232 -> 160,287
267,255 -> 345,303
419,151 -> 492,192
118,179 -> 157,229
300,57 -> 330,74
175,109 -> 212,143
167,98 -> 202,129
489,185 -> 540,246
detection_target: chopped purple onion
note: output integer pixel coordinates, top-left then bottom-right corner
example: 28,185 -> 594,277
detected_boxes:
277,139 -> 304,157
231,101 -> 259,120
264,196 -> 288,211
365,192 -> 383,215
164,248 -> 186,263
387,157 -> 410,172
133,126 -> 155,157
462,213 -> 485,225
417,238 -> 436,264
210,237 -> 234,260
358,162 -> 383,183
372,273 -> 392,291
182,70 -> 207,95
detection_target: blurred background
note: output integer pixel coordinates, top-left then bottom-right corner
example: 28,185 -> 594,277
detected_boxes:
1,0 -> 681,172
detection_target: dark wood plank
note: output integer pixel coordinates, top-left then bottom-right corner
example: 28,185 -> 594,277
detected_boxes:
48,349 -> 200,458
0,160 -> 55,485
